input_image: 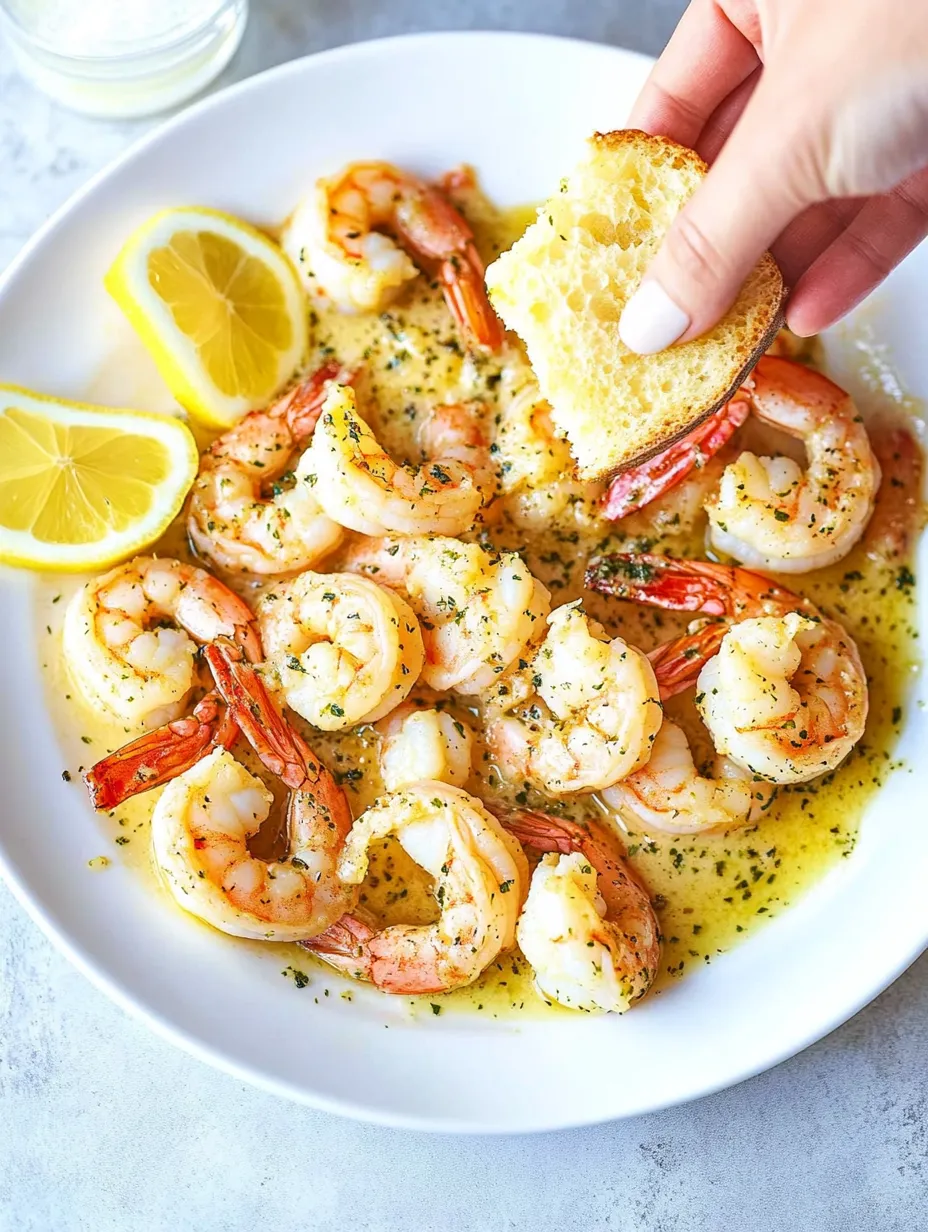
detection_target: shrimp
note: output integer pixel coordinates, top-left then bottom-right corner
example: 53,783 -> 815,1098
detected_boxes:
149,640 -> 358,941
376,700 -> 474,792
301,783 -> 528,994
705,357 -> 880,572
493,371 -> 602,529
603,720 -> 776,836
496,808 -> 659,1013
603,621 -> 775,833
605,358 -> 880,573
187,363 -> 351,577
257,571 -> 425,731
282,160 -> 503,349
418,399 -> 499,506
863,421 -> 925,568
698,610 -> 867,783
485,602 -> 663,796
305,384 -> 489,537
341,534 -> 551,694
587,555 -> 868,784
603,322 -> 828,519
83,691 -> 236,811
63,556 -> 262,729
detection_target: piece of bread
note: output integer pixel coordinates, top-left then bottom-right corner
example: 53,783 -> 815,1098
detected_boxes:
485,131 -> 785,480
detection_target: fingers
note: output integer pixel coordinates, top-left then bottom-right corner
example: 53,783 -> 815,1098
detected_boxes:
786,169 -> 928,334
694,69 -> 760,165
629,0 -> 760,146
771,198 -> 864,288
620,72 -> 812,353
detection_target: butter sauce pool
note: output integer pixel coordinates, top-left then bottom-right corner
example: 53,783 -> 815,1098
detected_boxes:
37,181 -> 924,1019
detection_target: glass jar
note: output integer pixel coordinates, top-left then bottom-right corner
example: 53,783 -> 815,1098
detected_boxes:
0,0 -> 248,118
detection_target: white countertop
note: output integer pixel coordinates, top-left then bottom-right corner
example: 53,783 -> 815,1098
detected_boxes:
1,4 -> 926,1228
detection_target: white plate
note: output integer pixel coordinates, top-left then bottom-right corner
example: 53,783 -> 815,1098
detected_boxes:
0,32 -> 925,1133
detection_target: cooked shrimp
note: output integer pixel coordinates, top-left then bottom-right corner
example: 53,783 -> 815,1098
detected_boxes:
698,611 -> 867,783
305,384 -> 487,537
187,363 -> 352,576
376,700 -> 474,792
151,643 -> 356,941
603,720 -> 776,835
604,358 -> 879,572
493,371 -> 602,529
863,421 -> 925,567
283,160 -> 503,349
705,357 -> 880,573
257,570 -> 425,730
497,808 -> 659,1013
63,556 -> 261,729
587,555 -> 868,784
301,783 -> 528,994
342,534 -> 551,694
486,602 -> 663,795
152,743 -> 355,942
603,621 -> 775,833
418,399 -> 499,505
83,690 -> 236,811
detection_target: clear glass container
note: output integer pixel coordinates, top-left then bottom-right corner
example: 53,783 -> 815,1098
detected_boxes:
0,0 -> 248,118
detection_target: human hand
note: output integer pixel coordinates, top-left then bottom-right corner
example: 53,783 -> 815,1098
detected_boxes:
618,0 -> 928,353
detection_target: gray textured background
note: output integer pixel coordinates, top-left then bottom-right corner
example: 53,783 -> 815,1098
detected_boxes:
1,3 -> 926,1229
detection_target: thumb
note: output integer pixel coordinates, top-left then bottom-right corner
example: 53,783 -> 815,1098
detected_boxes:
619,77 -> 815,354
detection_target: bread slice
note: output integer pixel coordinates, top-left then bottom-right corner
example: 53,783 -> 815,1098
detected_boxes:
485,131 -> 785,480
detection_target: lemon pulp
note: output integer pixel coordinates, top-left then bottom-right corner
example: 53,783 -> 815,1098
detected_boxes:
106,207 -> 307,428
0,405 -> 172,541
147,230 -> 294,401
0,386 -> 197,570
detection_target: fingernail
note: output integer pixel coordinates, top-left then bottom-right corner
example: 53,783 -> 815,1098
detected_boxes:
619,281 -> 690,354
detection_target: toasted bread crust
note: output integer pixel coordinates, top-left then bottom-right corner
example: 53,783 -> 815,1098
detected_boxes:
592,128 -> 709,172
610,290 -> 787,476
485,129 -> 787,480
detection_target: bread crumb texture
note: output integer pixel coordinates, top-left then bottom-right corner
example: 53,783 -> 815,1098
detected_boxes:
485,130 -> 785,479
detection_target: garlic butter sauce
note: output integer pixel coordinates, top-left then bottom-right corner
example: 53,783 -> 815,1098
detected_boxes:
38,181 -> 923,1018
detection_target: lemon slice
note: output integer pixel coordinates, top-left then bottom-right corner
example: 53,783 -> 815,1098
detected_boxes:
106,207 -> 307,429
0,385 -> 197,572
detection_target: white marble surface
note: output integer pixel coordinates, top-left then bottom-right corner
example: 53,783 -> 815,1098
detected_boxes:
1,4 -> 927,1229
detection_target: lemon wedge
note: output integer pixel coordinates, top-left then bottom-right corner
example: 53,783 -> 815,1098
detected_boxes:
106,207 -> 307,429
0,385 -> 197,572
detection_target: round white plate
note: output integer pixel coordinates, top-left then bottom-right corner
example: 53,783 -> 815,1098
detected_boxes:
0,32 -> 925,1133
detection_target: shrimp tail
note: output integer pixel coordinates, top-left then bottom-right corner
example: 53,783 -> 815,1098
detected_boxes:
300,911 -> 372,956
204,639 -> 312,790
83,691 -> 236,811
299,912 -> 376,975
586,553 -> 736,614
439,248 -> 504,351
603,396 -> 750,520
865,422 -> 926,564
435,165 -> 478,199
648,622 -> 728,700
278,361 -> 359,440
489,805 -> 579,856
204,640 -> 352,846
585,553 -> 802,618
494,806 -> 655,935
